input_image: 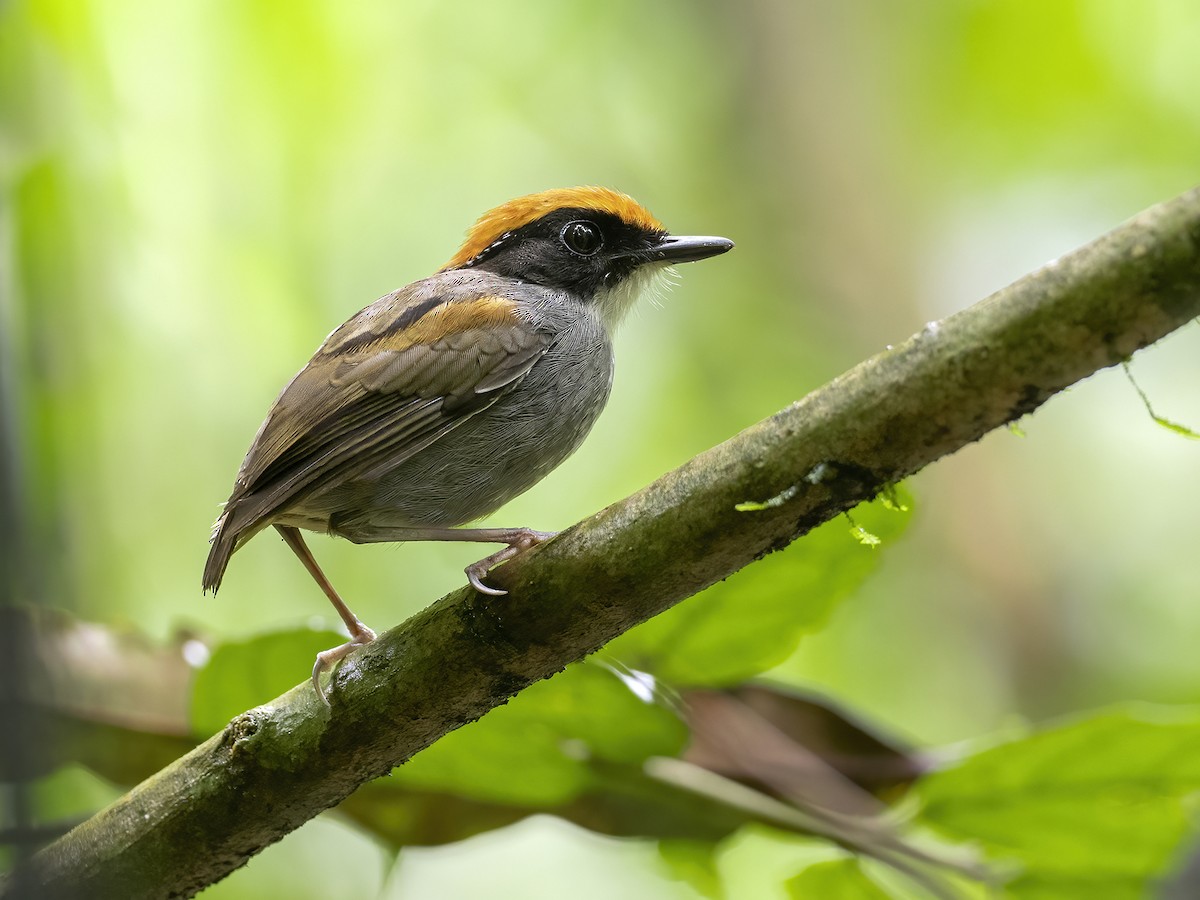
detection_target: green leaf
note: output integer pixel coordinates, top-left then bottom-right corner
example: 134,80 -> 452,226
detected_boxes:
390,663 -> 688,805
339,745 -> 754,850
190,627 -> 346,736
1004,874 -> 1147,900
785,858 -> 893,899
605,491 -> 913,685
657,839 -> 725,899
32,765 -> 124,827
848,521 -> 881,548
335,782 -> 534,849
918,705 -> 1200,891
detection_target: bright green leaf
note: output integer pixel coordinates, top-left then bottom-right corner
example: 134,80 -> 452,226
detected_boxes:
785,857 -> 892,899
390,663 -> 688,805
918,705 -> 1200,890
32,764 -> 123,827
605,492 -> 913,685
1004,873 -> 1146,900
658,839 -> 725,900
190,627 -> 346,736
848,522 -> 881,548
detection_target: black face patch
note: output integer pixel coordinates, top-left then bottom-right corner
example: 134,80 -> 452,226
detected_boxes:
459,208 -> 667,297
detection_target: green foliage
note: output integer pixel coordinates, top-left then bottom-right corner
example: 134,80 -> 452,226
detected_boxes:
918,706 -> 1200,897
785,858 -> 892,900
31,765 -> 123,829
658,840 -> 724,900
25,601 -> 1200,899
191,627 -> 688,804
190,628 -> 346,736
391,663 -> 689,805
847,518 -> 883,548
604,492 -> 912,685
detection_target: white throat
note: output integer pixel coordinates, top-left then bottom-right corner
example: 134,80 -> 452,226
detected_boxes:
592,264 -> 675,331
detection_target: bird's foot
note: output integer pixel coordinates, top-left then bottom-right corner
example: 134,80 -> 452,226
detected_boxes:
466,529 -> 557,596
311,620 -> 377,705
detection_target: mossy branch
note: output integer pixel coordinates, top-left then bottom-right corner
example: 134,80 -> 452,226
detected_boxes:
17,188 -> 1200,899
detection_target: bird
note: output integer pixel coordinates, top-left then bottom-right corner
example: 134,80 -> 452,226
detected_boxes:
202,186 -> 733,703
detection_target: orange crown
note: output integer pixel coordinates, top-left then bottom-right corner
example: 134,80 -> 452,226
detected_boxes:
443,187 -> 663,270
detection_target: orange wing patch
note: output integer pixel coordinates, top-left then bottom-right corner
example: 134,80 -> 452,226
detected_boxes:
443,187 -> 663,270
377,296 -> 520,351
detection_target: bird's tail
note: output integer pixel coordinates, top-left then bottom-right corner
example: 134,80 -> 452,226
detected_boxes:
202,510 -> 237,595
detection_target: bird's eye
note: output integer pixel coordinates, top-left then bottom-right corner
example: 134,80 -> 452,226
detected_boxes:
560,221 -> 603,256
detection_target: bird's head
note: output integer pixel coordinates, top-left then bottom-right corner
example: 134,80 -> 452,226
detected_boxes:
442,187 -> 733,328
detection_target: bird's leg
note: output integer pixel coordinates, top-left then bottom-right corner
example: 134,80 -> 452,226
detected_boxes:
331,524 -> 557,596
275,525 -> 376,705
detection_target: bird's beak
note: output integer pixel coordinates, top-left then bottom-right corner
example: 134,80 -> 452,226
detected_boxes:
647,234 -> 735,264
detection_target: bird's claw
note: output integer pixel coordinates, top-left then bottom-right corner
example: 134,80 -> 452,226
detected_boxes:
465,529 -> 557,596
311,622 -> 377,706
468,565 -> 508,596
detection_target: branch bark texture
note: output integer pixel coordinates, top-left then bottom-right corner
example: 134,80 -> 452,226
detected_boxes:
21,188 -> 1200,898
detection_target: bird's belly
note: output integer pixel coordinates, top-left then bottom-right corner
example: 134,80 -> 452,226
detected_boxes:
380,398 -> 603,525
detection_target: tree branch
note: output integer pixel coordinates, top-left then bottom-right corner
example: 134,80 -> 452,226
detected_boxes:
20,188 -> 1200,899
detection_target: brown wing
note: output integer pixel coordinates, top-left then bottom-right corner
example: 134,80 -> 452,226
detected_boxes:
215,286 -> 552,544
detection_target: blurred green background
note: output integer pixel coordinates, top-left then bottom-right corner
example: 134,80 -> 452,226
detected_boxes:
3,0 -> 1199,897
